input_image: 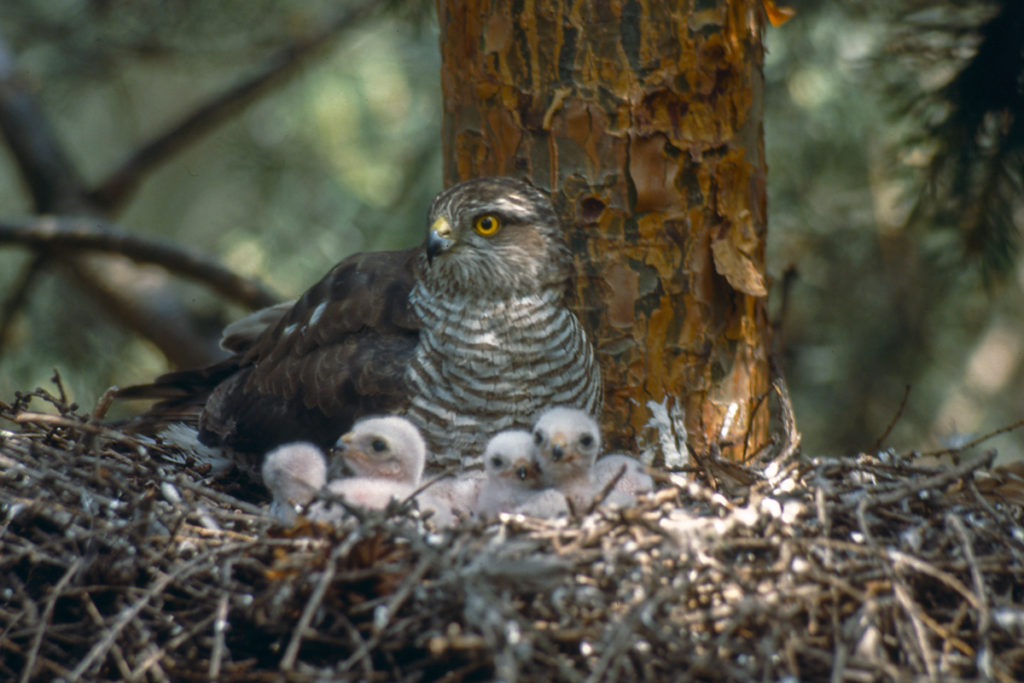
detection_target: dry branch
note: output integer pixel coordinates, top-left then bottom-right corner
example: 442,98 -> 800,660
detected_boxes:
0,216 -> 278,310
0,33 -> 85,213
0,6 -> 386,367
88,0 -> 388,213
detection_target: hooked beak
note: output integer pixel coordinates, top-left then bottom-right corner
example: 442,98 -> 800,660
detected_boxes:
550,434 -> 567,461
338,445 -> 371,470
329,434 -> 357,474
334,433 -> 353,452
426,216 -> 454,262
512,459 -> 541,481
333,433 -> 369,464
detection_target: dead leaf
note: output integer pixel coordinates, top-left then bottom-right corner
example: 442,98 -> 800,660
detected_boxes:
764,0 -> 796,28
712,236 -> 767,297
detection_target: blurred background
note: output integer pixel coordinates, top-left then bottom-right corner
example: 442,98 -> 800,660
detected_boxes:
1,0 -> 1021,460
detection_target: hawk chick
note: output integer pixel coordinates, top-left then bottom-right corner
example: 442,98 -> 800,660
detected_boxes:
261,441 -> 327,523
476,430 -> 560,518
532,407 -> 652,510
323,416 -> 455,527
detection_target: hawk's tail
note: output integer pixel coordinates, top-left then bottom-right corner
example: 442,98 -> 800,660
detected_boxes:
112,358 -> 241,433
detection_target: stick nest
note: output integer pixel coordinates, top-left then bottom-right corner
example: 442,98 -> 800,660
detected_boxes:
2,381 -> 1024,681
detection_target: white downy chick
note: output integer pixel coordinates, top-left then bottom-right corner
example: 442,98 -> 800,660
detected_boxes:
322,416 -> 454,527
262,442 -> 328,523
532,407 -> 650,510
475,430 -> 565,518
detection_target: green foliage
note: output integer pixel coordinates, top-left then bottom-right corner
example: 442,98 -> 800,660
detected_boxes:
766,0 -> 1024,460
887,0 -> 1023,280
0,1 -> 442,405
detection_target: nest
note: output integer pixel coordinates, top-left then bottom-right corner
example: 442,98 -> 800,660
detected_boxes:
2,378 -> 1024,681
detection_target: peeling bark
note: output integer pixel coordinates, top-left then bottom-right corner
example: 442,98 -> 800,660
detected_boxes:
439,0 -> 770,461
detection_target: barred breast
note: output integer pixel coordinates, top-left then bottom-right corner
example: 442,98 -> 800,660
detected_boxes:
405,283 -> 601,471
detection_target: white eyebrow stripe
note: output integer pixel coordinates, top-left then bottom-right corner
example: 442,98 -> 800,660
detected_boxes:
489,195 -> 532,215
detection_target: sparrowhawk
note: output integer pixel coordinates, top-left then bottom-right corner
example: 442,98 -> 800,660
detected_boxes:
120,177 -> 602,472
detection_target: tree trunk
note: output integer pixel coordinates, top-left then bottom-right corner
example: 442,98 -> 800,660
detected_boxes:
438,0 -> 771,463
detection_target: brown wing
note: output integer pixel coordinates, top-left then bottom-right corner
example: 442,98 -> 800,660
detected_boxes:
120,246 -> 422,455
218,301 -> 294,353
198,246 -> 422,453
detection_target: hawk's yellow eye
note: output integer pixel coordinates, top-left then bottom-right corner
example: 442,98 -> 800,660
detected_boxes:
473,214 -> 502,236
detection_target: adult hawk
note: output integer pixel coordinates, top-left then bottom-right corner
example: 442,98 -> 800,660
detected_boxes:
120,177 -> 602,471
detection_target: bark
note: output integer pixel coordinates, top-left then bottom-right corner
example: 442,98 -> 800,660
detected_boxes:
438,0 -> 771,461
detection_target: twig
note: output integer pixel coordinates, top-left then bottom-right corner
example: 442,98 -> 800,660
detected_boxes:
129,612 -> 220,682
855,500 -> 936,677
966,477 -> 1024,555
19,558 -> 82,683
853,451 -> 995,508
885,548 -> 984,612
339,554 -> 435,672
208,560 -> 232,680
12,410 -> 165,453
50,368 -> 69,408
280,543 -> 344,671
869,385 -> 911,454
335,611 -> 376,679
67,548 -> 229,681
91,385 -> 119,421
171,477 -> 267,517
0,216 -> 278,310
742,386 -> 772,462
584,464 -> 627,515
947,513 -> 992,672
771,375 -> 802,465
891,579 -> 938,677
404,466 -> 460,502
80,593 -> 133,681
914,416 -> 1024,458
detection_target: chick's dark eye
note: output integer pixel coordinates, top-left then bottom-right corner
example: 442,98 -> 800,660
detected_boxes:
371,439 -> 387,453
533,431 -> 543,446
580,434 -> 594,448
490,456 -> 504,469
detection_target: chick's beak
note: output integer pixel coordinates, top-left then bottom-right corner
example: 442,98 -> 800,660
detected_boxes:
427,216 -> 454,262
511,458 -> 540,482
550,434 -> 567,461
337,442 -> 370,469
334,433 -> 353,453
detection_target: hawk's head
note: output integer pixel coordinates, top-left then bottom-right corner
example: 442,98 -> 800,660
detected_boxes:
421,177 -> 572,298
